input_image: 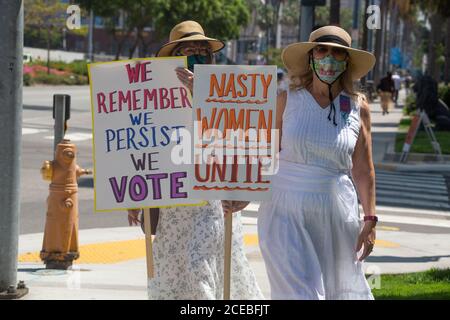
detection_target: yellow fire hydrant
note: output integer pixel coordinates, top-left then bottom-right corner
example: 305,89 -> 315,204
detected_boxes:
40,139 -> 91,269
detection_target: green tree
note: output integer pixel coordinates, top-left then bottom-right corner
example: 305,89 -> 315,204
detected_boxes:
79,0 -> 160,59
280,0 -> 299,27
24,0 -> 66,73
80,0 -> 249,59
315,6 -> 352,31
248,0 -> 287,49
264,48 -> 283,68
152,0 -> 250,42
409,0 -> 450,81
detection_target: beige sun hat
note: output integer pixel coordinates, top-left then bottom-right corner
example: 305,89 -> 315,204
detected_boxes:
156,20 -> 225,57
281,26 -> 376,80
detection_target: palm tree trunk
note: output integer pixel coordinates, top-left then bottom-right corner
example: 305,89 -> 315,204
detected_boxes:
428,12 -> 443,81
114,29 -> 132,61
275,0 -> 283,49
361,0 -> 370,51
445,18 -> 450,84
382,0 -> 390,75
47,27 -> 51,75
361,0 -> 370,86
330,0 -> 340,25
128,28 -> 141,59
373,25 -> 382,85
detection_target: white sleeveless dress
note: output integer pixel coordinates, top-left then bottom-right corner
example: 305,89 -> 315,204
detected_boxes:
148,200 -> 263,300
258,88 -> 374,300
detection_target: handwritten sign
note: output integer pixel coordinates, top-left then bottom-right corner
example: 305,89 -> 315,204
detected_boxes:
189,65 -> 278,201
88,57 -> 205,211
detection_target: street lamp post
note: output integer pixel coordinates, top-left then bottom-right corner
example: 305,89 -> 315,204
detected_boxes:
299,0 -> 325,42
0,0 -> 28,299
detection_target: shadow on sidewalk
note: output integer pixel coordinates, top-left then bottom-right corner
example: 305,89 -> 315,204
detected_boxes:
367,255 -> 450,263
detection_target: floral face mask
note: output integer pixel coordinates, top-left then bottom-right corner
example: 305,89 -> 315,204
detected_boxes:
311,55 -> 347,85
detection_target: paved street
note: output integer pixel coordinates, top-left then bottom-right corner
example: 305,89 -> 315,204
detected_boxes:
375,170 -> 450,211
21,85 -> 126,234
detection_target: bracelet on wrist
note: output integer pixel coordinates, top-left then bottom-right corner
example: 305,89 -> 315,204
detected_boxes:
363,215 -> 378,222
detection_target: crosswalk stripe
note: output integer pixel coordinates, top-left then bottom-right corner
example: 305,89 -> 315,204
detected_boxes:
376,196 -> 450,210
376,184 -> 448,196
376,169 -> 444,176
22,128 -> 48,135
44,133 -> 92,142
374,170 -> 450,211
374,205 -> 450,217
375,177 -> 446,187
376,171 -> 445,179
376,180 -> 448,190
22,127 -> 93,143
241,206 -> 450,228
375,173 -> 446,183
376,189 -> 449,202
376,169 -> 444,175
377,213 -> 450,228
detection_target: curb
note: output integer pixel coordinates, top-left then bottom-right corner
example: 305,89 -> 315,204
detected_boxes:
374,162 -> 450,173
383,152 -> 450,163
242,203 -> 450,222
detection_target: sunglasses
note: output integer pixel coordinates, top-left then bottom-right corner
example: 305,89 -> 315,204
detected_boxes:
312,45 -> 348,62
174,45 -> 212,57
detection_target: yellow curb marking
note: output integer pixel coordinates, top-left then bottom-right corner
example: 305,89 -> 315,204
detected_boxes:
244,234 -> 259,246
19,239 -> 146,264
18,235 -> 399,264
374,239 -> 400,248
19,235 -> 258,264
378,226 -> 400,231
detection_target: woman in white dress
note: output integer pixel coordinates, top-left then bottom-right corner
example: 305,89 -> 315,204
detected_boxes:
256,26 -> 378,299
128,21 -> 263,300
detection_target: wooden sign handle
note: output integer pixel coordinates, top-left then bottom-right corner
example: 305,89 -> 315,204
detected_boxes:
143,208 -> 154,279
224,209 -> 233,300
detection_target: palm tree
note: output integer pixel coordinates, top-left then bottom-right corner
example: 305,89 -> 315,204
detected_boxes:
373,0 -> 388,85
410,0 -> 450,81
329,0 -> 340,25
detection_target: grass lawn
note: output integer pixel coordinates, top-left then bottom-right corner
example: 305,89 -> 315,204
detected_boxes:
370,268 -> 450,300
395,117 -> 450,154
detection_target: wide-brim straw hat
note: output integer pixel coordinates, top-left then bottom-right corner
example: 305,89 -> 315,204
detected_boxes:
282,26 -> 376,80
156,20 -> 225,57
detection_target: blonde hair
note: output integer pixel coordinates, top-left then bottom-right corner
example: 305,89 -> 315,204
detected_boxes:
288,53 -> 365,102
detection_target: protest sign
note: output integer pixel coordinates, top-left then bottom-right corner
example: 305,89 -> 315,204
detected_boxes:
88,57 -> 205,211
190,65 -> 278,201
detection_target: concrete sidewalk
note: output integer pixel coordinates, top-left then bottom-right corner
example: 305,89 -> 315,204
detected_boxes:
370,92 -> 404,165
16,216 -> 450,300
369,89 -> 450,171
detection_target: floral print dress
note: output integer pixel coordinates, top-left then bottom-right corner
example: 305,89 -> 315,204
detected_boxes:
147,200 -> 263,300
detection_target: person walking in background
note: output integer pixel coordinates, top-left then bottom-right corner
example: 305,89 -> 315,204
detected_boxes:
392,71 -> 402,104
377,72 -> 395,115
128,21 -> 263,300
255,26 -> 377,299
404,71 -> 413,96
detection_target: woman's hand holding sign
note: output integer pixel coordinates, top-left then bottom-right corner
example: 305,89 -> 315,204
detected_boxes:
221,200 -> 250,217
175,67 -> 194,93
128,209 -> 141,226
